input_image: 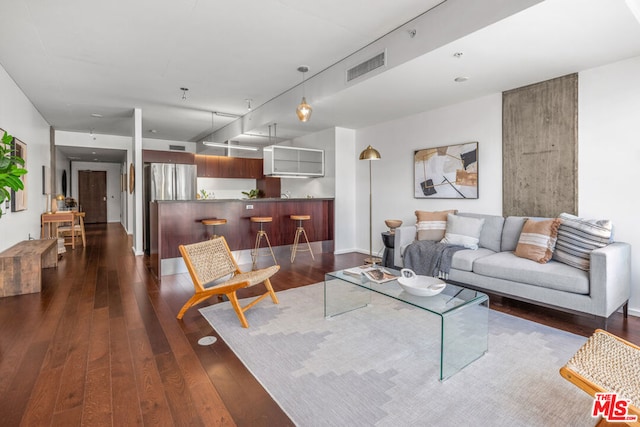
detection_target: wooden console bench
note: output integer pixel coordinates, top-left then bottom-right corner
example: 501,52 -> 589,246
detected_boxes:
0,239 -> 58,297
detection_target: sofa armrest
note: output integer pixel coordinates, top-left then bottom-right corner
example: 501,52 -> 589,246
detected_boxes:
589,242 -> 631,318
394,225 -> 416,267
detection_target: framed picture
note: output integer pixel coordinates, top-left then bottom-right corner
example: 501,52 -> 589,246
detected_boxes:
414,142 -> 478,199
11,137 -> 27,211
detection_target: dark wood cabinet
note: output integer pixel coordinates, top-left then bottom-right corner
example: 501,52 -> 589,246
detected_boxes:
196,155 -> 263,179
143,150 -> 194,164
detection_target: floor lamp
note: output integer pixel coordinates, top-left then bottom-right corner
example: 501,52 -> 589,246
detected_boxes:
359,145 -> 382,265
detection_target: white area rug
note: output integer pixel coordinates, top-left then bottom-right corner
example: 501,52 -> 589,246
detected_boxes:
200,283 -> 594,426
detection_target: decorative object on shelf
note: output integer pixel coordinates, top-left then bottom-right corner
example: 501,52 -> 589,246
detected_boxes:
296,66 -> 312,122
384,219 -> 403,234
129,163 -> 135,194
414,142 -> 478,199
398,269 -> 447,296
242,189 -> 260,199
359,145 -> 382,265
0,129 -> 28,217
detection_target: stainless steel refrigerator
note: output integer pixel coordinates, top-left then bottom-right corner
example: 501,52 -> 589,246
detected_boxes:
144,163 -> 197,253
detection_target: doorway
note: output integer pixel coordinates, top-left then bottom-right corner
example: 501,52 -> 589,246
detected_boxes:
78,170 -> 107,223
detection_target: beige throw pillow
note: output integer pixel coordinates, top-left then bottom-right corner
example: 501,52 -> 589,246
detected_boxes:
415,210 -> 457,241
514,218 -> 561,263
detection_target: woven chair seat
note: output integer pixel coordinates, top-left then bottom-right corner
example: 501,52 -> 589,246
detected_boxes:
565,330 -> 640,407
218,265 -> 280,288
560,329 -> 640,426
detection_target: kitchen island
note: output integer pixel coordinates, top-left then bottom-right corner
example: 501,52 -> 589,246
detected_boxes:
149,198 -> 334,277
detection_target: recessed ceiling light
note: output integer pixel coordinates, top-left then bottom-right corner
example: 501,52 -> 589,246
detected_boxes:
454,76 -> 469,83
149,129 -> 158,133
90,113 -> 103,118
92,151 -> 96,154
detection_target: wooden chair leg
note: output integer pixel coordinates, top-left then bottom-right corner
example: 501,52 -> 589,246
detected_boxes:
227,291 -> 249,328
177,294 -> 203,319
264,278 -> 279,304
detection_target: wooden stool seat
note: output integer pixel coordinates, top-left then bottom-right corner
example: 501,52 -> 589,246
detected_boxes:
290,214 -> 314,263
202,218 -> 227,226
202,218 -> 227,239
250,217 -> 273,223
250,216 -> 276,269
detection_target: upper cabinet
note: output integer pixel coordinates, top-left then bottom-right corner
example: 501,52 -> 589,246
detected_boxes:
196,154 -> 262,179
263,145 -> 324,177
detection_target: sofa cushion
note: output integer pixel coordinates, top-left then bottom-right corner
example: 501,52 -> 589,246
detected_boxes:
472,251 -> 589,294
458,212 -> 504,252
415,210 -> 457,241
451,247 -> 495,272
440,214 -> 485,249
514,218 -> 561,263
553,212 -> 613,271
501,216 -> 528,252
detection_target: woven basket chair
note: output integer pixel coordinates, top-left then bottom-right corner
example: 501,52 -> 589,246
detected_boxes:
177,236 -> 279,327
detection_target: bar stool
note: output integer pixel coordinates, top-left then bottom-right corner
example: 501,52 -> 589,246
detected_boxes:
290,215 -> 315,263
250,216 -> 277,269
202,218 -> 227,239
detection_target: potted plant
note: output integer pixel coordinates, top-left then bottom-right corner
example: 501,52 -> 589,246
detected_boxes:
0,130 -> 28,218
241,189 -> 261,199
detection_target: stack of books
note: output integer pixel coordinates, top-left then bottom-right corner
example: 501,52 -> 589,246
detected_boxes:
343,265 -> 396,283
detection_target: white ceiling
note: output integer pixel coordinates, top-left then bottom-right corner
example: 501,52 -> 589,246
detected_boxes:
1,0 -> 640,162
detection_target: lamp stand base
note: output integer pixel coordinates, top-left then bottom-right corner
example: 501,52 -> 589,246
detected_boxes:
364,257 -> 382,266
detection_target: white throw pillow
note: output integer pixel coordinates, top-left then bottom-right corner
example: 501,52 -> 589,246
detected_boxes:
440,213 -> 485,250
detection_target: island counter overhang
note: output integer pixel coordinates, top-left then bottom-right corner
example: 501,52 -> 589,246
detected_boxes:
149,198 -> 334,277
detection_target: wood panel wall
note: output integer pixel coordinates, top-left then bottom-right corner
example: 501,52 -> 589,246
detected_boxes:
502,73 -> 578,217
149,199 -> 334,277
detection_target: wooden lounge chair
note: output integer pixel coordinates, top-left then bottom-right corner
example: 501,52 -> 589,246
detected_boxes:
177,236 -> 280,327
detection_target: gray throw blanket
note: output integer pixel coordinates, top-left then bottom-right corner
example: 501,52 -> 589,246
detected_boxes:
403,241 -> 466,279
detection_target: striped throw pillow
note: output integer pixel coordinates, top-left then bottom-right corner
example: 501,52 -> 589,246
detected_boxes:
415,210 -> 457,241
514,218 -> 561,263
553,213 -> 613,270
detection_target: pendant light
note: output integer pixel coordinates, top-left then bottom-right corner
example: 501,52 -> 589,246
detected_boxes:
296,66 -> 312,122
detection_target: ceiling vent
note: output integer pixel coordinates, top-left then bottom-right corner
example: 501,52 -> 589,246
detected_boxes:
169,145 -> 186,151
346,51 -> 386,82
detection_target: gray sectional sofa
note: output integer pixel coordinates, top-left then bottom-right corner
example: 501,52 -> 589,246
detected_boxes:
394,212 -> 631,326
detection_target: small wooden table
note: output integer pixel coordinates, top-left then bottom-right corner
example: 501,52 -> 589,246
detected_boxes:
0,239 -> 58,297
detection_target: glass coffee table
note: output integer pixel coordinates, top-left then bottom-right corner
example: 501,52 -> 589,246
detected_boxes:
324,269 -> 489,381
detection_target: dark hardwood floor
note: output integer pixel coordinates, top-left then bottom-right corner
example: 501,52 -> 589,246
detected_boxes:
1,223 -> 638,426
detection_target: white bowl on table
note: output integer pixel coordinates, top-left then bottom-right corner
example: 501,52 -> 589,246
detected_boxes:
398,269 -> 446,297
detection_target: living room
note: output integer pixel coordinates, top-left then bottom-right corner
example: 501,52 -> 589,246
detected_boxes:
1,0 -> 640,424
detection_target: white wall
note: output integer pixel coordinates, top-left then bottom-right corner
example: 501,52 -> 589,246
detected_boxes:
142,138 -> 197,153
356,94 -> 503,259
334,127 -> 357,253
70,161 -> 123,223
354,56 -> 640,315
197,178 -> 257,200
579,55 -> 640,314
0,64 -> 51,250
